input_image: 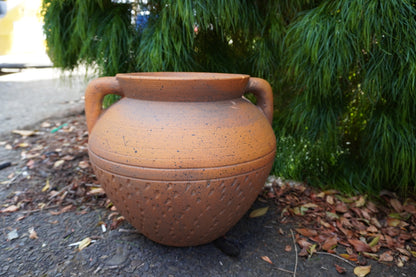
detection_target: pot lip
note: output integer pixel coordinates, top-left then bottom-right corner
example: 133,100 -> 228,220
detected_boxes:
115,72 -> 250,81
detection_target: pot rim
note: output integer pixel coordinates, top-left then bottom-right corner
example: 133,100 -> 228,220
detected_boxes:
115,72 -> 250,81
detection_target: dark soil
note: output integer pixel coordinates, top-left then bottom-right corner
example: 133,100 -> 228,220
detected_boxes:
1,113 -> 416,277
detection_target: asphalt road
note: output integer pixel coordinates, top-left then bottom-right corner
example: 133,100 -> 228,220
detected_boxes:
0,68 -> 90,135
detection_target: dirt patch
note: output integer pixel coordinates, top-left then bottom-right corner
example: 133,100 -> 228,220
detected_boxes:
1,113 -> 416,276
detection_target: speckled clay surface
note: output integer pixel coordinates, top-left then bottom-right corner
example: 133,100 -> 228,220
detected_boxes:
85,72 -> 276,246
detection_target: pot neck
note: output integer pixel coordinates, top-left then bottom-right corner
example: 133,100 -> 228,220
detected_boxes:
116,72 -> 250,102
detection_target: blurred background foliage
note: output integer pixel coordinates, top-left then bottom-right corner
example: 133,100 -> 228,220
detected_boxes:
42,0 -> 416,196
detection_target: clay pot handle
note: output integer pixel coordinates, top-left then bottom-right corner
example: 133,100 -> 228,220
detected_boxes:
85,77 -> 123,133
246,77 -> 274,124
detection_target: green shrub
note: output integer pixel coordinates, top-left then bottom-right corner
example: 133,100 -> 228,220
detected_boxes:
282,1 -> 416,194
42,0 -> 416,195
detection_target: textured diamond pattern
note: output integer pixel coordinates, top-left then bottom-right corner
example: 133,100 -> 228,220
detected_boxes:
93,164 -> 271,246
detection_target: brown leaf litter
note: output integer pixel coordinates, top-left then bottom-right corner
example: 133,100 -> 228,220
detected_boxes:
266,181 -> 416,269
2,114 -> 416,271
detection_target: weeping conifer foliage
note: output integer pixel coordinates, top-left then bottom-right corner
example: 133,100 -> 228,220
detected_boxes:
283,1 -> 416,194
42,0 -> 416,194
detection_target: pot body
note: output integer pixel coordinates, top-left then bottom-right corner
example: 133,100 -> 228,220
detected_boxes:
85,72 -> 276,246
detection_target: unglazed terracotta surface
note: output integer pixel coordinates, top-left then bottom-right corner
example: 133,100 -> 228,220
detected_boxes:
85,72 -> 276,246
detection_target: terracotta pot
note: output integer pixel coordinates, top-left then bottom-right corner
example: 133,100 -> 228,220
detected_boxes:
85,72 -> 276,247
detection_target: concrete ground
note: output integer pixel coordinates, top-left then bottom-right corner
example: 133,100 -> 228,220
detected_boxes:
0,67 -> 92,135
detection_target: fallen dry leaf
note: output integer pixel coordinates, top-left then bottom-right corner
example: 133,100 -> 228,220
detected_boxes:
348,239 -> 371,253
78,237 -> 92,251
26,159 -> 35,168
322,236 -> 338,251
390,199 -> 403,213
316,192 -> 326,198
335,264 -> 346,274
386,217 -> 401,227
49,205 -> 73,215
87,187 -> 106,196
293,206 -> 308,216
308,244 -> 317,255
400,255 -> 410,263
249,206 -> 269,218
12,129 -> 37,137
323,189 -> 339,195
261,256 -> 273,264
53,159 -> 65,168
397,258 -> 404,267
319,219 -> 331,228
295,228 -> 318,237
28,227 -> 38,239
403,203 -> 416,214
353,265 -> 371,277
339,216 -> 353,228
41,121 -> 52,128
396,248 -> 411,257
42,179 -> 50,192
110,216 -> 125,230
108,212 -> 120,220
368,236 -> 380,247
366,225 -> 378,233
301,203 -> 319,209
326,211 -> 339,221
379,251 -> 394,262
285,245 -> 292,252
16,215 -> 26,221
78,160 -> 89,169
326,195 -> 335,205
370,217 -> 382,228
299,247 -> 309,257
1,205 -> 19,213
363,252 -> 378,260
296,237 -> 312,249
384,227 -> 400,237
17,142 -> 30,148
355,196 -> 366,208
62,155 -> 75,161
335,202 -> 349,213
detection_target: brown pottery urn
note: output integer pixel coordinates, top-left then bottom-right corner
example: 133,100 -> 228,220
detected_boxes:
85,72 -> 276,247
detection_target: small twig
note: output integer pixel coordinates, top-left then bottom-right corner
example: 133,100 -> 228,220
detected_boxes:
118,228 -> 139,233
93,266 -> 102,274
5,169 -> 25,188
84,183 -> 101,187
90,235 -> 104,240
290,229 -> 298,277
21,204 -> 60,215
48,185 -> 71,199
272,266 -> 297,275
315,251 -> 355,267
